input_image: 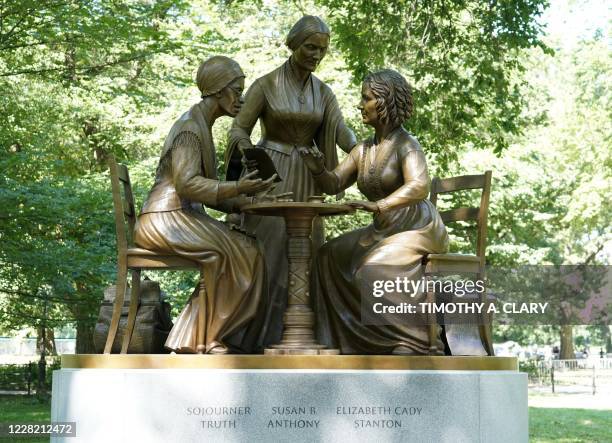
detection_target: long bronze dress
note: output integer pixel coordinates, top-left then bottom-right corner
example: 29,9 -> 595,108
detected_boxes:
134,102 -> 265,353
312,127 -> 449,354
227,59 -> 355,346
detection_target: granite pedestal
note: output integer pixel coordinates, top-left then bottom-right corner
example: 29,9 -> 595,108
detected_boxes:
51,355 -> 527,443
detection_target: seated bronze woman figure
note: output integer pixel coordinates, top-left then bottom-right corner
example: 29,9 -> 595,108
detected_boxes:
134,56 -> 274,354
299,69 -> 449,355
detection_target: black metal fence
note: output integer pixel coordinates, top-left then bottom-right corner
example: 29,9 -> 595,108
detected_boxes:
523,358 -> 612,394
0,360 -> 60,394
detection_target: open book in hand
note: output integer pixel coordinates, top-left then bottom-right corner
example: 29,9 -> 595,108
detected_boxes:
242,147 -> 282,182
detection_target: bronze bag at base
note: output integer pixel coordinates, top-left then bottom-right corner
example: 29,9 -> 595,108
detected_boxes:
93,279 -> 173,354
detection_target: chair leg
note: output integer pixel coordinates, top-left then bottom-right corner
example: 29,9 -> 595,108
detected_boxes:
104,263 -> 128,354
196,271 -> 207,354
121,269 -> 141,354
479,272 -> 495,356
426,289 -> 439,355
479,324 -> 494,356
479,299 -> 495,356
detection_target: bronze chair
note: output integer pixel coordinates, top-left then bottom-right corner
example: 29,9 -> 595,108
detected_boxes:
424,171 -> 494,356
104,156 -> 209,354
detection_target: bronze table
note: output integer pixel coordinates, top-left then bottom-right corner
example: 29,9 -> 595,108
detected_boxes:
242,201 -> 354,355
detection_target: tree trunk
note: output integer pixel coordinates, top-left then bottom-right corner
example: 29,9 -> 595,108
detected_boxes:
71,282 -> 100,354
559,325 -> 574,359
37,356 -> 47,396
76,320 -> 96,354
603,325 -> 612,354
81,117 -> 108,169
36,327 -> 57,355
35,326 -> 53,396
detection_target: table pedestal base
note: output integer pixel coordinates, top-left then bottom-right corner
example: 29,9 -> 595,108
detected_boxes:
264,304 -> 339,355
242,202 -> 354,356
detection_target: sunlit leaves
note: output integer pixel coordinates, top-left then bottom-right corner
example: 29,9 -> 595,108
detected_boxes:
318,0 -> 550,171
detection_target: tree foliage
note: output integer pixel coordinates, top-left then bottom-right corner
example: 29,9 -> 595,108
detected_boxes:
0,0 -> 186,79
0,0 -> 194,347
318,0 -> 551,170
447,34 -> 611,352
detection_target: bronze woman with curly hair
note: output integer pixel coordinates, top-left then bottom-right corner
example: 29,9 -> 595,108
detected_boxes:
299,69 -> 449,354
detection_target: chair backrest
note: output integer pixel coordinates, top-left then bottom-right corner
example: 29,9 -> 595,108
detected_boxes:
430,171 -> 492,267
108,155 -> 137,255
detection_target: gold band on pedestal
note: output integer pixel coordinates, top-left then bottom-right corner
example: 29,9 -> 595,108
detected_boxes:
61,354 -> 518,371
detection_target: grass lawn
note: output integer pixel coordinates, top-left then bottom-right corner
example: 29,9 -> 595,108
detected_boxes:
0,395 -> 51,443
529,407 -> 612,442
0,395 -> 610,442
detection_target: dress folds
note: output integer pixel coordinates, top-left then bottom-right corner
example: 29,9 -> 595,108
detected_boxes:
227,60 -> 355,347
134,103 -> 265,353
312,128 -> 449,354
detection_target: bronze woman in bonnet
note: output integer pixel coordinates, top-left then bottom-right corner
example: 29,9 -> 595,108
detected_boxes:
134,56 -> 274,354
300,69 -> 449,355
227,16 -> 356,347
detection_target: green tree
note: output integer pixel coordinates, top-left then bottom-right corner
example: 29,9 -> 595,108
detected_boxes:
451,35 -> 611,356
318,0 -> 551,171
0,0 -> 195,351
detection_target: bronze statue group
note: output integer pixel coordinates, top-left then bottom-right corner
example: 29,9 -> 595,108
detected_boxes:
134,16 -> 448,356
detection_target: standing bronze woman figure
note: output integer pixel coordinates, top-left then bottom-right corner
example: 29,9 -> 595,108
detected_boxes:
299,69 -> 449,354
227,15 -> 356,346
134,56 -> 273,354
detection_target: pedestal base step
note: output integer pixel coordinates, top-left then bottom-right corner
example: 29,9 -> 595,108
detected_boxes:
264,347 -> 340,355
